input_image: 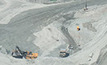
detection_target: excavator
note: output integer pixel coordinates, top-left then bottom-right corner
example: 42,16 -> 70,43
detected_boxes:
59,49 -> 69,57
11,46 -> 38,59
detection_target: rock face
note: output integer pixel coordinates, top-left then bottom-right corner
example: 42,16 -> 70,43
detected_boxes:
26,0 -> 56,3
26,0 -> 72,3
93,45 -> 107,65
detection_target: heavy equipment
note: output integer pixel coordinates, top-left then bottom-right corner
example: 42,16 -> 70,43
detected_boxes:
77,26 -> 80,31
84,0 -> 88,11
11,46 -> 38,59
59,49 -> 69,57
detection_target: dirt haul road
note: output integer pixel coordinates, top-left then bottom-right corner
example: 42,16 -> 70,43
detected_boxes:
0,0 -> 107,65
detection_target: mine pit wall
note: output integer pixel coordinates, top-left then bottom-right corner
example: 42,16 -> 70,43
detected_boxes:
26,0 -> 73,4
93,45 -> 107,65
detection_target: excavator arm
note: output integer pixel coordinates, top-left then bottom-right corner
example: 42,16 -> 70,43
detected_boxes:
16,46 -> 27,58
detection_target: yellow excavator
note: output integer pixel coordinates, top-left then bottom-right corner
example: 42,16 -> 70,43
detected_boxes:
11,46 -> 38,59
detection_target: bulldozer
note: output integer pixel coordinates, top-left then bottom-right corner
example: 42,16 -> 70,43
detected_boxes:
11,46 -> 38,59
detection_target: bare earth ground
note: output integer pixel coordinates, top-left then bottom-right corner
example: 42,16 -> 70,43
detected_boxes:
0,0 -> 107,65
